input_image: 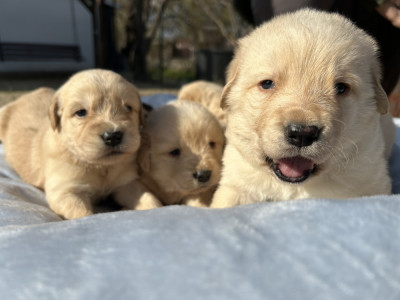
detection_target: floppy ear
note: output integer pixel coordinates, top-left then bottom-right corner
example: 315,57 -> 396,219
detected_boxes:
137,132 -> 151,173
132,87 -> 146,127
371,59 -> 389,115
139,103 -> 145,127
375,80 -> 389,115
48,93 -> 61,131
221,56 -> 239,110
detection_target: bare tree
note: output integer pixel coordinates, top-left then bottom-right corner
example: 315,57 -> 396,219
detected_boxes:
164,0 -> 250,49
113,0 -> 249,80
115,0 -> 170,80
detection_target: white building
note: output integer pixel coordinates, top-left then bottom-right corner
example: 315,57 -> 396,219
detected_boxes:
0,0 -> 94,73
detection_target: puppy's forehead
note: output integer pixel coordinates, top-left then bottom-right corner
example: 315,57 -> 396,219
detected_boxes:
147,101 -> 223,147
237,10 -> 377,78
59,70 -> 140,109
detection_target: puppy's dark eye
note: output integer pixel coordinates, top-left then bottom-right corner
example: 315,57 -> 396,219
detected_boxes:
335,83 -> 349,95
125,104 -> 132,112
169,148 -> 181,157
209,141 -> 216,149
260,80 -> 275,90
75,109 -> 87,117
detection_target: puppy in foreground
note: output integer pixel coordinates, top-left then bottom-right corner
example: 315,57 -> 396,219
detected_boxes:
178,80 -> 226,128
0,69 -> 146,219
211,9 -> 396,208
131,100 -> 225,208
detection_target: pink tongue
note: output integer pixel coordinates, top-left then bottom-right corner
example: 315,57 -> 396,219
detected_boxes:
276,157 -> 314,178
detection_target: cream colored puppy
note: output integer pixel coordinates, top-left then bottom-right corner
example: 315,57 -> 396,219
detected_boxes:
211,9 -> 396,208
133,100 -> 225,207
0,69 -> 149,219
178,80 -> 226,128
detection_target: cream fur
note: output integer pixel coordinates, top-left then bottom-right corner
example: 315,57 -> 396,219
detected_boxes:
133,100 -> 225,207
0,69 -> 148,219
211,9 -> 395,208
178,80 -> 226,128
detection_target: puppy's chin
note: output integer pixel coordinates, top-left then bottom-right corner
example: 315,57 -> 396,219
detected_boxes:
167,184 -> 216,197
82,153 -> 131,166
156,174 -> 219,196
188,182 -> 216,194
96,150 -> 134,165
266,156 -> 317,183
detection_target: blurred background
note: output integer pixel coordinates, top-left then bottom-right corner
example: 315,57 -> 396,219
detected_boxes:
0,0 -> 251,85
0,0 -> 398,115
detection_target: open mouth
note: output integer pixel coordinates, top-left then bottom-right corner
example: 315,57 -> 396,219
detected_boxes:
266,156 -> 317,183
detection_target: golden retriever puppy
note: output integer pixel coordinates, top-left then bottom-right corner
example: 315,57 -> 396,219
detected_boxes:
134,100 -> 225,207
0,69 -> 149,219
211,9 -> 396,208
178,80 -> 226,128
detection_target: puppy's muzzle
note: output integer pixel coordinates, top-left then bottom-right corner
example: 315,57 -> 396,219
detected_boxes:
101,131 -> 124,147
285,124 -> 321,147
266,123 -> 321,184
193,170 -> 212,183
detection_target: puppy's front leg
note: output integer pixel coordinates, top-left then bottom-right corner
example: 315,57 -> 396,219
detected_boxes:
114,180 -> 163,210
45,188 -> 94,220
183,189 -> 215,207
210,185 -> 242,208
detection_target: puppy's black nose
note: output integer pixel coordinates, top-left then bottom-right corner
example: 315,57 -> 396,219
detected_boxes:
101,131 -> 123,147
193,170 -> 212,183
285,124 -> 320,147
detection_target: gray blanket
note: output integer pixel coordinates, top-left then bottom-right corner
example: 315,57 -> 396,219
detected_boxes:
0,96 -> 399,300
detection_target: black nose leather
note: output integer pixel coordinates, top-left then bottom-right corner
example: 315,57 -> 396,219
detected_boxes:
101,131 -> 123,147
193,170 -> 212,183
285,124 -> 320,147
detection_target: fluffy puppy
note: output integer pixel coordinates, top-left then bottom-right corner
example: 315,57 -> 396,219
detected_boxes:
178,80 -> 226,128
211,9 -> 396,208
0,69 -> 148,219
133,100 -> 225,207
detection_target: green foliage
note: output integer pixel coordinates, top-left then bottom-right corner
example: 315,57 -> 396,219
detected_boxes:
149,66 -> 195,83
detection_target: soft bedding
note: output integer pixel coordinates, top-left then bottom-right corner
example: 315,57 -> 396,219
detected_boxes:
0,95 -> 399,300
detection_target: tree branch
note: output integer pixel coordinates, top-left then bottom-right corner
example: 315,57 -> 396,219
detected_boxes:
199,1 -> 236,47
145,0 -> 171,45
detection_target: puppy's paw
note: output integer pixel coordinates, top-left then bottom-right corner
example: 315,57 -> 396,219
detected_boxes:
62,208 -> 94,220
47,194 -> 94,220
113,180 -> 163,210
210,185 -> 241,208
183,198 -> 209,207
134,192 -> 163,210
183,189 -> 215,207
